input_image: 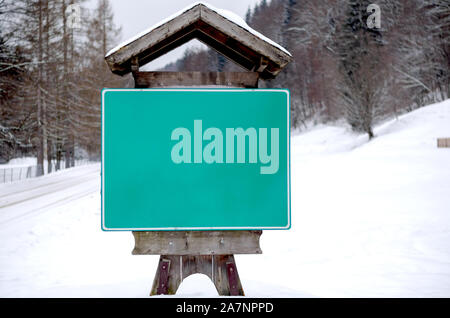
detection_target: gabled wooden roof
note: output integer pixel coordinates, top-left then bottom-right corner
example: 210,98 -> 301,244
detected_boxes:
104,2 -> 291,79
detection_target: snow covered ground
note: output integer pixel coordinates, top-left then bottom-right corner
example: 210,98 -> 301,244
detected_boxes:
0,158 -> 93,184
0,99 -> 449,297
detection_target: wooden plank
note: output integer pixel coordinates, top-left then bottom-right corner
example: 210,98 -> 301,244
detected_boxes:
437,138 -> 450,148
132,26 -> 198,74
105,4 -> 291,78
105,6 -> 199,74
133,71 -> 259,88
132,230 -> 263,255
107,25 -> 198,75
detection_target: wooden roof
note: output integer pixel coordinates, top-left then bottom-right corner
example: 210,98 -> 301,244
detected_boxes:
104,3 -> 292,79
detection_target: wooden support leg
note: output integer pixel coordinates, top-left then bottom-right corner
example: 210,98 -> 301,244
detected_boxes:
150,254 -> 244,296
211,255 -> 244,296
151,256 -> 182,296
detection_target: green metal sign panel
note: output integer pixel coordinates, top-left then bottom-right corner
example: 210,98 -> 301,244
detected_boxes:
101,89 -> 290,231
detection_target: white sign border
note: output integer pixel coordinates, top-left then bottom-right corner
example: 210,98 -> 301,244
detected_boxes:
101,88 -> 291,231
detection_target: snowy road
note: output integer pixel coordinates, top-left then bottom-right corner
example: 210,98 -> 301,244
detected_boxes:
0,164 -> 100,225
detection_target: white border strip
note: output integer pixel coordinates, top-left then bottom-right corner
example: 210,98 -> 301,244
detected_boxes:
101,88 -> 290,231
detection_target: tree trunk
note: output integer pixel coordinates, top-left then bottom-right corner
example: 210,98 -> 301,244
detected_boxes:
36,0 -> 44,177
367,126 -> 374,140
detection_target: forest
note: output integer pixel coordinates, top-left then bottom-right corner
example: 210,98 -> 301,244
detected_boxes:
168,0 -> 449,135
0,0 -> 123,173
1,0 -> 449,174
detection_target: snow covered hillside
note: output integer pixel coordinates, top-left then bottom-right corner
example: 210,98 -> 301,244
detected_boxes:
0,99 -> 449,297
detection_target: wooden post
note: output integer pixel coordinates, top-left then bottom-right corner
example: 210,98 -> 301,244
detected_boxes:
150,255 -> 244,296
133,70 -> 260,296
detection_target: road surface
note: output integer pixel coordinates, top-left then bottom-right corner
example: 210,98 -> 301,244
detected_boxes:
0,164 -> 100,225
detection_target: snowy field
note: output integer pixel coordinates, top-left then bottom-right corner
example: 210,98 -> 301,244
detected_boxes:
0,99 -> 449,297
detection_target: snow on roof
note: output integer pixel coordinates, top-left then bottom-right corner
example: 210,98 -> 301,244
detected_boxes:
105,1 -> 291,58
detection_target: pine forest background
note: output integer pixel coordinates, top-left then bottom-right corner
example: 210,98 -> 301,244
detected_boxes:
0,0 -> 449,175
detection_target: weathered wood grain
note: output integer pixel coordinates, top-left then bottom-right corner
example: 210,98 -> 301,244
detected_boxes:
105,8 -> 198,74
133,71 -> 259,88
104,3 -> 291,79
133,230 -> 263,255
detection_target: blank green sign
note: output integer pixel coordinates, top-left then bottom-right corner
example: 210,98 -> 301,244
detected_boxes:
102,89 -> 290,231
